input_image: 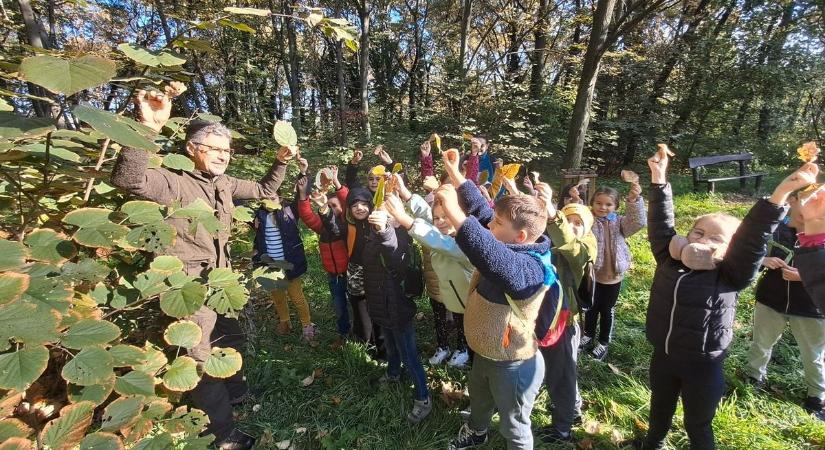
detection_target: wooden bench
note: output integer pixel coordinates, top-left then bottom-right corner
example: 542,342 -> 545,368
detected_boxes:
688,153 -> 765,193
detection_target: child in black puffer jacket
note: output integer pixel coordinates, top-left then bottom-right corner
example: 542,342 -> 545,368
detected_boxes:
639,146 -> 814,450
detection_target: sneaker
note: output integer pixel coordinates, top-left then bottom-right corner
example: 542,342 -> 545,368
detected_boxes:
573,412 -> 583,426
579,335 -> 593,352
448,423 -> 489,450
447,349 -> 470,368
407,397 -> 432,423
458,407 -> 471,422
744,375 -> 766,390
591,343 -> 608,361
215,428 -> 255,450
302,323 -> 319,345
429,347 -> 450,365
275,321 -> 292,336
537,426 -> 572,444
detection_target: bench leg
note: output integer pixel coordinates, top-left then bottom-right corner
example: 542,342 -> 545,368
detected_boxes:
754,176 -> 762,194
708,182 -> 715,193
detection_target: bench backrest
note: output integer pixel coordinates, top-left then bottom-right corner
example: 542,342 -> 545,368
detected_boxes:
688,153 -> 753,169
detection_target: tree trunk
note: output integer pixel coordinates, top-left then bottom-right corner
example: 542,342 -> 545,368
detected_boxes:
756,1 -> 796,144
562,0 -> 617,169
356,0 -> 371,142
17,0 -> 52,118
529,0 -> 549,99
551,0 -> 581,89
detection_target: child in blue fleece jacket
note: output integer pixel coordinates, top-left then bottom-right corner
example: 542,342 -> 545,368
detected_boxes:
437,149 -> 559,450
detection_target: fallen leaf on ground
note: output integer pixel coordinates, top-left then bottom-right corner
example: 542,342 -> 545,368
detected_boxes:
330,395 -> 342,406
259,429 -> 274,446
607,363 -> 622,375
300,373 -> 314,387
275,439 -> 291,450
312,368 -> 323,379
584,420 -> 601,434
295,427 -> 307,434
610,428 -> 624,444
252,404 -> 261,413
440,381 -> 466,408
578,437 -> 594,449
633,417 -> 649,432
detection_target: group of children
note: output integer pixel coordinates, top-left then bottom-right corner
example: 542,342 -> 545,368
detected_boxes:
249,136 -> 825,449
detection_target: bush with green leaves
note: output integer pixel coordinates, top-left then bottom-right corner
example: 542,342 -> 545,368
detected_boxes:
0,6 -> 356,448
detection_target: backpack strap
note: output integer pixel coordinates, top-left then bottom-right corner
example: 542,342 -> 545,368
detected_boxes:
504,250 -> 563,335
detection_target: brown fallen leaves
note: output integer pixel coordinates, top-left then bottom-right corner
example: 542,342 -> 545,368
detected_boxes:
620,170 -> 639,184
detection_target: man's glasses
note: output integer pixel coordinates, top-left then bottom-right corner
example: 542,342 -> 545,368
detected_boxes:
192,141 -> 234,156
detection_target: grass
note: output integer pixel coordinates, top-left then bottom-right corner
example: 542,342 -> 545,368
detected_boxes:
234,173 -> 825,450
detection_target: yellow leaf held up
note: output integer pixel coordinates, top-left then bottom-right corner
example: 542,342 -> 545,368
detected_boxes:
489,164 -> 521,197
797,141 -> 820,163
429,133 -> 442,152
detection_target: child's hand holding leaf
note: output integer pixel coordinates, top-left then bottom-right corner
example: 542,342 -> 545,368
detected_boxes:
535,182 -> 556,219
648,144 -> 672,184
277,145 -> 299,163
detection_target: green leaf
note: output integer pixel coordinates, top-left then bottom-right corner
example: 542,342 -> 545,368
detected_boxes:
117,43 -> 186,67
62,208 -> 129,249
166,271 -> 195,289
195,112 -> 222,122
0,346 -> 49,391
80,432 -> 123,450
121,201 -> 164,225
0,241 -> 28,272
40,401 -> 95,450
171,38 -> 215,53
159,281 -> 207,318
149,255 -> 183,274
22,275 -> 73,314
61,319 -> 121,349
0,273 -> 29,305
19,143 -> 81,162
134,344 -> 167,376
207,268 -> 242,288
61,346 -> 114,386
272,120 -> 298,146
167,408 -> 209,434
162,153 -> 195,171
133,433 -> 174,450
223,6 -> 271,16
24,229 -> 77,264
67,376 -> 115,406
114,370 -> 155,397
171,198 -> 224,236
0,300 -> 60,344
206,284 -> 247,318
19,55 -> 115,96
72,105 -> 157,152
0,418 -> 31,441
217,18 -> 256,33
163,320 -> 202,349
60,259 -> 111,284
124,222 -> 176,252
51,129 -> 103,145
162,356 -> 199,391
232,205 -> 254,222
0,98 -> 12,112
0,112 -> 55,140
132,270 -> 169,299
100,396 -> 143,431
108,344 -> 145,367
203,347 -> 242,378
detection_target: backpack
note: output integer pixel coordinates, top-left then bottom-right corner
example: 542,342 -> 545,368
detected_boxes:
504,250 -> 563,348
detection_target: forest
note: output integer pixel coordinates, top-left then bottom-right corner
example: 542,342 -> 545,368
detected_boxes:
1,1 -> 825,449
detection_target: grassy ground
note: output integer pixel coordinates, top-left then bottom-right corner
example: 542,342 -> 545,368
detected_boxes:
234,174 -> 825,450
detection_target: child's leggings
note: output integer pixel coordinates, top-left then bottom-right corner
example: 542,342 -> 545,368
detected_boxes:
583,281 -> 622,344
431,299 -> 467,351
271,277 -> 311,327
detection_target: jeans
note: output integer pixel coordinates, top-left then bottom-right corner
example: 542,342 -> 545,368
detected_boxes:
328,274 -> 351,336
644,351 -> 725,450
469,352 -> 545,450
540,321 -> 582,434
583,281 -> 622,344
746,302 -> 825,399
383,323 -> 429,401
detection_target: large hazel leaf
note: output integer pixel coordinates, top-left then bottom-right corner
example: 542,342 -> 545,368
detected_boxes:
100,396 -> 143,431
149,255 -> 183,274
108,344 -> 145,367
0,112 -> 55,140
0,437 -> 34,450
61,346 -> 114,386
159,281 -> 206,318
167,407 -> 209,434
62,208 -> 129,249
0,273 -> 29,305
0,418 -> 32,442
120,201 -> 164,225
0,241 -> 28,272
117,43 -> 186,67
19,55 -> 116,96
124,222 -> 175,253
272,120 -> 297,146
206,284 -> 247,318
0,346 -> 49,391
24,229 -> 76,264
72,105 -> 156,151
133,433 -> 174,450
67,376 -> 115,406
60,319 -> 121,349
80,433 -> 124,450
133,344 -> 167,376
40,401 -> 96,450
223,6 -> 271,15
21,275 -> 72,314
203,347 -> 242,378
132,270 -> 169,299
113,370 -> 155,396
162,153 -> 195,172
163,320 -> 202,349
161,356 -> 199,392
0,300 -> 60,344
171,198 -> 224,236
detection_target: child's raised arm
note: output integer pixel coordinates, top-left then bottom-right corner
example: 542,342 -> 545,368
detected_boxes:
620,183 -> 647,237
646,147 -> 677,264
443,148 -> 494,224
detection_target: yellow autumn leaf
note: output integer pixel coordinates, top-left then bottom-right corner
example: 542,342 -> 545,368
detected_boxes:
797,141 -> 820,163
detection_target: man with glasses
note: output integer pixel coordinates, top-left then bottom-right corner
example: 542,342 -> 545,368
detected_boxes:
111,86 -> 297,450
